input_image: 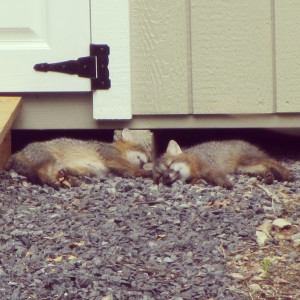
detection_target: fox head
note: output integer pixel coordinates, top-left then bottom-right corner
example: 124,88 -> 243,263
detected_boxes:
153,140 -> 192,185
116,128 -> 151,168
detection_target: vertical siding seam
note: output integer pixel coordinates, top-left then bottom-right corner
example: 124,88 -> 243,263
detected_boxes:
89,0 -> 92,42
271,0 -> 277,113
187,0 -> 194,114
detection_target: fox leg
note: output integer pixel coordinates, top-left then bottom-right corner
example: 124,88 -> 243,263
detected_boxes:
35,161 -> 62,189
200,168 -> 233,189
57,163 -> 107,187
236,163 -> 274,183
236,158 -> 293,184
36,163 -> 84,188
267,159 -> 293,182
106,158 -> 152,178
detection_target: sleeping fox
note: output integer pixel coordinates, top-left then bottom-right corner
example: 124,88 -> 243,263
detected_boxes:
6,129 -> 152,188
153,139 -> 293,189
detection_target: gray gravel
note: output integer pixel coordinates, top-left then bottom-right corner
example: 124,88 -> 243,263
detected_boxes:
0,158 -> 299,300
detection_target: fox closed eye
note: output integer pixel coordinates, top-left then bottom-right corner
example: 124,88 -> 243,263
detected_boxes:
127,151 -> 148,167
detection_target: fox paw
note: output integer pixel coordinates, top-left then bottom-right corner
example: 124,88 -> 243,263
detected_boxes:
56,169 -> 82,188
48,179 -> 62,190
263,171 -> 274,184
283,170 -> 294,182
221,181 -> 233,190
215,178 -> 233,190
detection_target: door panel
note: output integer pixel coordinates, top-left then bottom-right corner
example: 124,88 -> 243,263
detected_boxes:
191,0 -> 273,114
0,2 -> 48,50
0,0 -> 91,92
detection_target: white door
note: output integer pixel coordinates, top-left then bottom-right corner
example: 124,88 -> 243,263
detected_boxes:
0,0 -> 90,92
0,0 -> 132,119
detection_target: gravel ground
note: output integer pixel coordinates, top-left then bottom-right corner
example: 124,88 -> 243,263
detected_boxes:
0,158 -> 299,300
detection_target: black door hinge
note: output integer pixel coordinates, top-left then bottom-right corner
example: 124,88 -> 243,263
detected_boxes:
34,44 -> 111,90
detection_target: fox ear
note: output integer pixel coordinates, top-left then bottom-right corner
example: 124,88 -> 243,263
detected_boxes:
166,140 -> 182,155
121,128 -> 134,141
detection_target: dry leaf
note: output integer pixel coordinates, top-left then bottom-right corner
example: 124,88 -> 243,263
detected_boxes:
156,234 -> 166,240
25,251 -> 35,257
272,218 -> 292,229
293,239 -> 300,247
67,255 -> 77,260
70,241 -> 85,247
234,206 -> 241,212
274,277 -> 289,284
46,256 -> 63,262
249,283 -> 262,292
256,231 -> 270,247
230,273 -> 245,280
43,231 -> 65,240
209,199 -> 231,208
101,296 -> 113,300
257,219 -> 272,235
252,275 -> 265,281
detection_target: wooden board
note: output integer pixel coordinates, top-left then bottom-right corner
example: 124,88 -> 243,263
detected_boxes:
0,132 -> 11,169
0,96 -> 22,168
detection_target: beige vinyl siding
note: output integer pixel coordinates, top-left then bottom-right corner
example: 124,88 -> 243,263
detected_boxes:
275,1 -> 300,112
191,0 -> 274,114
130,0 -> 190,115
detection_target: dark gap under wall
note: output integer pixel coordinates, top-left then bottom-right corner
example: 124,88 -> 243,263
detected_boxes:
11,129 -> 114,153
11,128 -> 300,158
153,128 -> 300,157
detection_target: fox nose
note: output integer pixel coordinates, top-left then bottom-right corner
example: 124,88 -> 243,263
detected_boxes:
162,170 -> 178,185
163,175 -> 172,185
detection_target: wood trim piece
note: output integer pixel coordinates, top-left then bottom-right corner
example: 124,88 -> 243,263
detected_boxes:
0,132 -> 11,169
91,0 -> 132,120
11,94 -> 300,129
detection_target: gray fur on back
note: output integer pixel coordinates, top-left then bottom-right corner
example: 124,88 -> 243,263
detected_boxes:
185,140 -> 267,173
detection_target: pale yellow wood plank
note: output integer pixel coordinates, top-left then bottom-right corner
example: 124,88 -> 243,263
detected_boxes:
275,1 -> 300,112
0,96 -> 22,145
130,0 -> 190,115
0,132 -> 11,169
191,0 -> 273,114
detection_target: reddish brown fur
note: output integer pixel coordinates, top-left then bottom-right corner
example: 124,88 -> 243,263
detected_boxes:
6,131 -> 151,188
154,139 -> 293,189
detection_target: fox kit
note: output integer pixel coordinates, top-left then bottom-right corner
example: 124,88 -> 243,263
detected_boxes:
153,140 -> 293,189
6,129 -> 152,188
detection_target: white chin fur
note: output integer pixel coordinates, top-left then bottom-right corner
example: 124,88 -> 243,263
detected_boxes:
127,151 -> 148,166
171,162 -> 191,181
